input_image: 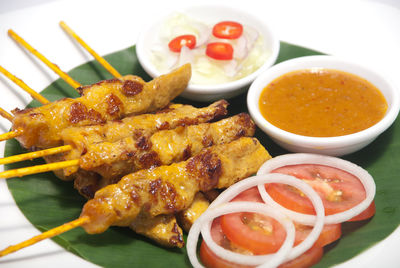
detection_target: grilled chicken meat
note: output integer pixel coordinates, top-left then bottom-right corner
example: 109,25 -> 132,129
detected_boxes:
80,137 -> 271,234
177,192 -> 211,232
60,100 -> 228,178
11,64 -> 191,149
80,113 -> 255,185
130,213 -> 184,248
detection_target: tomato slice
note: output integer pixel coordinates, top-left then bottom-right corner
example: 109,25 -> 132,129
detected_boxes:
200,217 -> 324,268
168,34 -> 196,52
348,201 -> 376,221
278,246 -> 323,268
268,164 -> 374,220
220,187 -> 286,255
206,42 -> 234,60
200,218 -> 252,268
212,21 -> 243,39
294,222 -> 341,247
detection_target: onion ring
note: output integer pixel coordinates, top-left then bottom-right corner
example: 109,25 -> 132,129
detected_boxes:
257,153 -> 376,225
187,173 -> 325,267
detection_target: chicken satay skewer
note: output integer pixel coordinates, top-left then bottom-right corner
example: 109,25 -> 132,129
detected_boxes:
0,64 -> 190,148
0,137 -> 271,257
0,99 -> 226,167
8,29 -> 81,90
0,65 -> 50,104
0,113 -> 253,181
59,21 -> 122,79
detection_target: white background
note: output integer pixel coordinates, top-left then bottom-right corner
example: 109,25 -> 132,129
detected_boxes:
0,0 -> 399,267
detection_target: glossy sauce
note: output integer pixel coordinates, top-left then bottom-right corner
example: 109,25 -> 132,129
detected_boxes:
259,69 -> 388,137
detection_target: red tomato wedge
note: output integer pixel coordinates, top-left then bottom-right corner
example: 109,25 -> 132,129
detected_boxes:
268,164 -> 375,221
168,34 -> 196,52
212,21 -> 243,39
206,42 -> 234,60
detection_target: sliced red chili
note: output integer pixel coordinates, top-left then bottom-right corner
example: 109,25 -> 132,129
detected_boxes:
212,21 -> 243,39
206,42 -> 234,60
168,34 -> 197,52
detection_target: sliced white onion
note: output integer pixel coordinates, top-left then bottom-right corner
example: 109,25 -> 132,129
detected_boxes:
223,60 -> 238,77
243,25 -> 259,51
194,25 -> 211,47
187,173 -> 325,267
176,46 -> 194,67
257,153 -> 376,225
233,36 -> 248,60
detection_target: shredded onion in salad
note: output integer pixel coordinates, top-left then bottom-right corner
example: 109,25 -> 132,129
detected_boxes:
150,13 -> 269,85
186,154 -> 376,268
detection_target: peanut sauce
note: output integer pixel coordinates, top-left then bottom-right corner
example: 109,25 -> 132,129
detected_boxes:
259,68 -> 388,137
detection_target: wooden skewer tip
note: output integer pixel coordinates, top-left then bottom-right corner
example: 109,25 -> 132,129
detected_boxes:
0,216 -> 89,257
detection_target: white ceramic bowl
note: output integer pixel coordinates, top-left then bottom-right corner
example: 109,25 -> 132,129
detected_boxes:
136,4 -> 280,102
247,55 -> 400,156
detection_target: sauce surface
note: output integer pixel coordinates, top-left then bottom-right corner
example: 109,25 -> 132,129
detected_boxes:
259,68 -> 388,137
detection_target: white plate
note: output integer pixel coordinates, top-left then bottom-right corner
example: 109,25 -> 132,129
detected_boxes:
0,0 -> 399,267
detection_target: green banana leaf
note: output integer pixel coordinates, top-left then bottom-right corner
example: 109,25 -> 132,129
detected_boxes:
4,42 -> 400,267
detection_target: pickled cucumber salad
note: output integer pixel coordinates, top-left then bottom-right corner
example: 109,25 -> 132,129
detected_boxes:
150,13 -> 270,85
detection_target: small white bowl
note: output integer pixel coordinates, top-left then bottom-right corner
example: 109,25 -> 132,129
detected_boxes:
136,4 -> 280,102
247,55 -> 400,156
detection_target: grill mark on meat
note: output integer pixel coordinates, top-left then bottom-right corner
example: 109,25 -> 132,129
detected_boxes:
129,189 -> 141,208
136,136 -> 151,150
169,223 -> 184,246
122,80 -> 143,96
139,151 -> 162,169
176,117 -> 200,126
70,102 -> 105,124
77,78 -> 121,95
186,151 -> 222,192
87,109 -> 104,124
106,93 -> 123,116
123,150 -> 136,160
182,145 -> 192,160
202,135 -> 214,147
157,121 -> 170,130
235,113 -> 255,136
70,102 -> 87,123
12,107 -> 32,115
149,179 -> 162,196
211,99 -> 229,121
160,181 -> 178,212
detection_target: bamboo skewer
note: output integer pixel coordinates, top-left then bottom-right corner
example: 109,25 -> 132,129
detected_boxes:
0,65 -> 50,104
8,29 -> 82,90
0,145 -> 72,165
59,21 -> 123,79
0,216 -> 89,257
0,129 -> 22,142
0,107 -> 13,122
0,159 -> 79,179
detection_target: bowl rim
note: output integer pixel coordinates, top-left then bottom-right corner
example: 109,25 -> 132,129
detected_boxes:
247,55 -> 400,148
136,4 -> 280,95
